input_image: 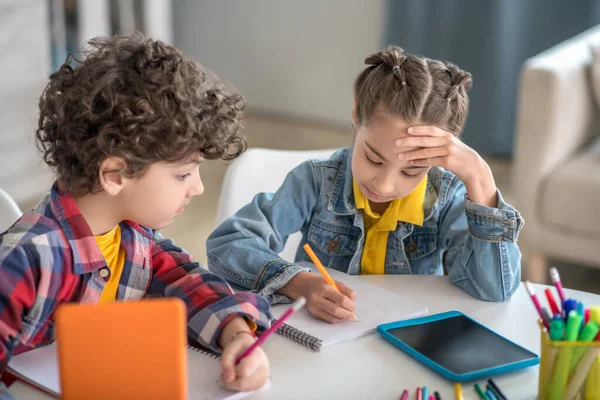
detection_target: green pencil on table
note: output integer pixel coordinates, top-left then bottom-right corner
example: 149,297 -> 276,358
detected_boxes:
474,383 -> 486,400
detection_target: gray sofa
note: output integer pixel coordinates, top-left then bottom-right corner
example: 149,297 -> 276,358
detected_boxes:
513,25 -> 600,268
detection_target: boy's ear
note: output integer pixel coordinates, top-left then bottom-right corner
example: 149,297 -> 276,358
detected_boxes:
99,157 -> 127,196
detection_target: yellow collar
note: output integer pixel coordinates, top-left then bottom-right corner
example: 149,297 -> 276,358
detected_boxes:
353,176 -> 428,229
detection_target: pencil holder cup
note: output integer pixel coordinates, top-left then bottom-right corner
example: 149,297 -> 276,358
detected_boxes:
538,325 -> 600,400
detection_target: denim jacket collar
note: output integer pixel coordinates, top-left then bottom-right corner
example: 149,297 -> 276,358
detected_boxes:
328,147 -> 439,221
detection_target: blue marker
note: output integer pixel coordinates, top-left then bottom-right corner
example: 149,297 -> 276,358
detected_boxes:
422,387 -> 428,400
563,299 -> 578,321
553,313 -> 562,321
550,319 -> 565,341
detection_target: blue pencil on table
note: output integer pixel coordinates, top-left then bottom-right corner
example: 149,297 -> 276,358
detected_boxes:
486,382 -> 504,400
488,379 -> 507,400
485,389 -> 498,400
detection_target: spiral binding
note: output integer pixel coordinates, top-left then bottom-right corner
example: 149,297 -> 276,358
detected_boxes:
276,320 -> 322,352
188,339 -> 220,360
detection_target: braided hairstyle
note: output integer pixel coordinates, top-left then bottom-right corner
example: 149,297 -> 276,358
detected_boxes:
353,45 -> 472,135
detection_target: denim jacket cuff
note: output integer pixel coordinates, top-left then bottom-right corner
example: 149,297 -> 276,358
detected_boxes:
254,259 -> 311,305
464,190 -> 524,242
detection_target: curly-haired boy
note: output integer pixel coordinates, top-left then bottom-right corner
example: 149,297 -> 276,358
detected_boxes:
0,33 -> 271,396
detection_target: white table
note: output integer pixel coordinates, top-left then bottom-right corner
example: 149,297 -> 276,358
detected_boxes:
9,276 -> 600,399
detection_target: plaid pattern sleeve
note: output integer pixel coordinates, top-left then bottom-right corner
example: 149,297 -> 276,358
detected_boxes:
0,243 -> 33,375
148,230 -> 272,352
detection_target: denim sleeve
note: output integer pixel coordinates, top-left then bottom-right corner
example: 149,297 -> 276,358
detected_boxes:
440,178 -> 524,301
207,161 -> 318,303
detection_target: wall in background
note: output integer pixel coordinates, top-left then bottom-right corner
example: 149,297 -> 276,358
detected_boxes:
173,0 -> 385,128
0,0 -> 53,204
386,0 -> 600,156
0,0 -> 174,205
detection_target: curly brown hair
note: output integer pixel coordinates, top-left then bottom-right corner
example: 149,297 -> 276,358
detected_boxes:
36,32 -> 247,196
354,45 -> 472,135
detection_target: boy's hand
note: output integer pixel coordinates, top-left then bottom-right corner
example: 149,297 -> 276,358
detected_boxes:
218,317 -> 270,392
395,126 -> 498,208
278,272 -> 356,324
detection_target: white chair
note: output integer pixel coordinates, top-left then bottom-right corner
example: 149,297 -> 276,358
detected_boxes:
215,148 -> 335,261
0,188 -> 22,232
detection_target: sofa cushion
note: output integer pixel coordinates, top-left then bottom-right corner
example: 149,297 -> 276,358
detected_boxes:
540,136 -> 600,236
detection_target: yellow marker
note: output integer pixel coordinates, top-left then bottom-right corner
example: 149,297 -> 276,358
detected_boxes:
454,382 -> 464,400
585,306 -> 600,399
585,355 -> 600,399
566,347 -> 600,399
303,244 -> 357,320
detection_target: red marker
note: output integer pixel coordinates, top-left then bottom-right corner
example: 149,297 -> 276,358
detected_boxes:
544,288 -> 560,315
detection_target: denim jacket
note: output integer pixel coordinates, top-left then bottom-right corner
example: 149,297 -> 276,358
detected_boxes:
207,148 -> 524,303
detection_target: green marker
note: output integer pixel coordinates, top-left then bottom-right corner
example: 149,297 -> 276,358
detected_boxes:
542,319 -> 565,393
565,311 -> 583,341
549,319 -> 565,341
548,311 -> 582,400
570,321 -> 600,370
474,383 -> 487,400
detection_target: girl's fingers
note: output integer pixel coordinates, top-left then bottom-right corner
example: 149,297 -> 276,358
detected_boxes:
398,146 -> 447,161
395,136 -> 447,148
407,125 -> 449,137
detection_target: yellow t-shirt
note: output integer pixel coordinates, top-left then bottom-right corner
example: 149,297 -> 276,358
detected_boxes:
353,177 -> 428,275
95,225 -> 126,303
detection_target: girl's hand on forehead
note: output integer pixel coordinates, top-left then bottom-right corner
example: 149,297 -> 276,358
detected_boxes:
394,125 -> 480,183
395,125 -> 498,207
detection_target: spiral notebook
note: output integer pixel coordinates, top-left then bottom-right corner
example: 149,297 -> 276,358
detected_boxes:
7,299 -> 269,400
7,341 -> 264,400
273,266 -> 428,351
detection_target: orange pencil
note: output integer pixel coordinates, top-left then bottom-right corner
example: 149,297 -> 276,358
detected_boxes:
303,243 -> 357,320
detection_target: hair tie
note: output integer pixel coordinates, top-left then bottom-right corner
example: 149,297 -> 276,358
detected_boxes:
401,81 -> 407,86
393,65 -> 400,71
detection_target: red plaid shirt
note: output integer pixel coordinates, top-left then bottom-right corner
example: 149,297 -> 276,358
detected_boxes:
0,183 -> 271,393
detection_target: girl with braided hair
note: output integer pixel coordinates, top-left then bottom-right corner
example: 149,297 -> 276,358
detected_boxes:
208,46 -> 523,323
